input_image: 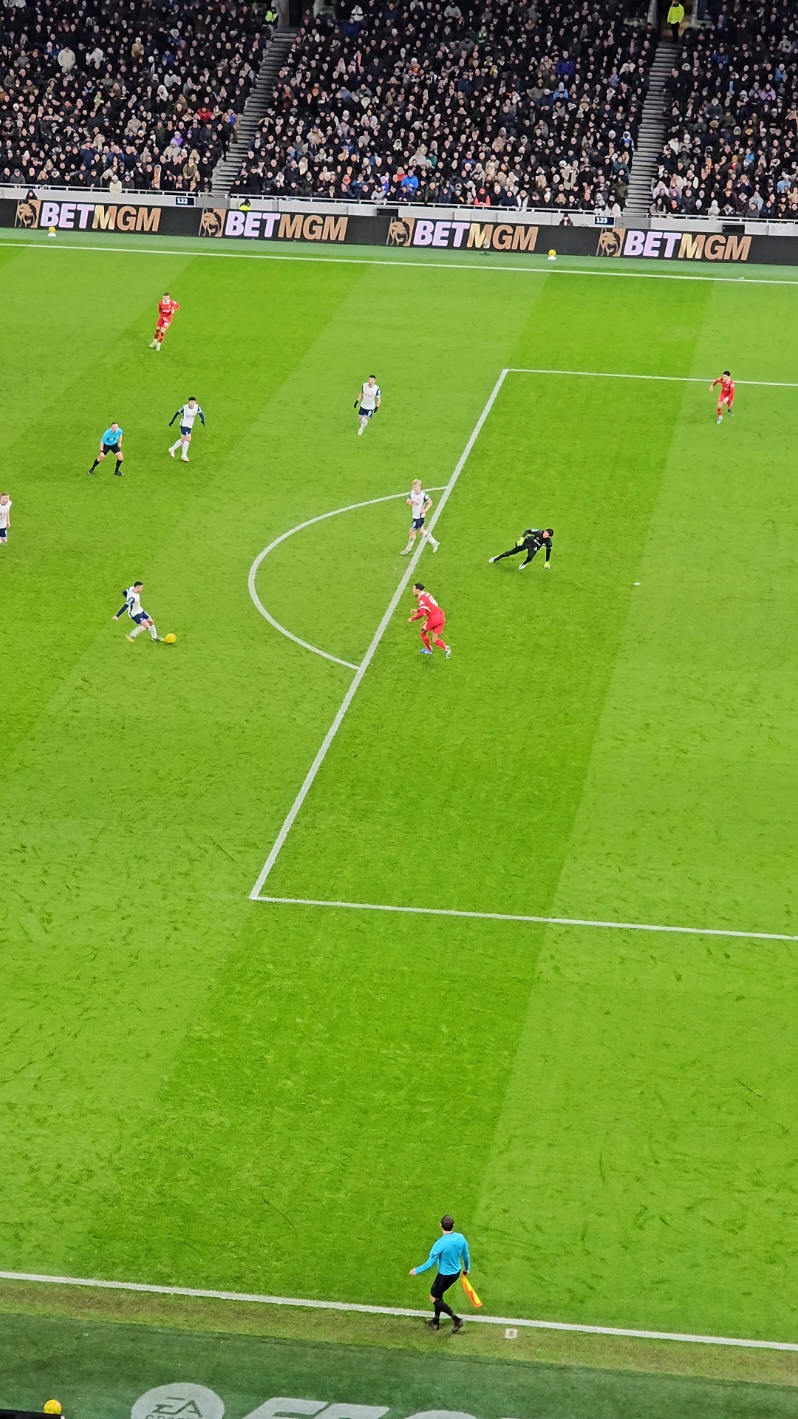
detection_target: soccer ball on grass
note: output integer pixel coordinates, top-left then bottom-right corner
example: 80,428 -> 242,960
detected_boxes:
163,633 -> 177,644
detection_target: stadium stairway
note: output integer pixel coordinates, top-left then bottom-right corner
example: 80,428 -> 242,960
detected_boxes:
212,27 -> 299,196
623,40 -> 676,221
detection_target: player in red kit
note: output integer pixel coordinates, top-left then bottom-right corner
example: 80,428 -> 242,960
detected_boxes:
408,582 -> 451,658
149,292 -> 180,351
710,370 -> 735,424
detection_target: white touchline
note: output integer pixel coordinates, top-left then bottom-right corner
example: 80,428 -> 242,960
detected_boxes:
1,1270 -> 796,1352
248,489 -> 447,670
252,895 -> 798,944
248,369 -> 510,900
509,367 -> 798,388
8,236 -> 798,287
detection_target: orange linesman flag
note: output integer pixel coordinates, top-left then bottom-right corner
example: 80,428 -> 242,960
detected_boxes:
461,1274 -> 483,1308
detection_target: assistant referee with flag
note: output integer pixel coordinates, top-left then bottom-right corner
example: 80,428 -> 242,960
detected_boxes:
410,1215 -> 470,1332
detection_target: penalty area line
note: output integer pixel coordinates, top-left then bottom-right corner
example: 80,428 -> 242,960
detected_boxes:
509,367 -> 798,388
248,370 -> 510,899
0,1270 -> 796,1352
252,895 -> 798,944
249,360 -> 798,908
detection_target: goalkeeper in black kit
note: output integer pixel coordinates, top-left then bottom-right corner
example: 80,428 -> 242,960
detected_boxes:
489,527 -> 553,571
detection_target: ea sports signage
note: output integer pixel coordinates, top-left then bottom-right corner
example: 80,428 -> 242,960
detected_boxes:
131,1383 -> 225,1419
130,1391 -> 485,1419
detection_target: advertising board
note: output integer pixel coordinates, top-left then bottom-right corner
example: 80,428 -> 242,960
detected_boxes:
3,198 -> 798,265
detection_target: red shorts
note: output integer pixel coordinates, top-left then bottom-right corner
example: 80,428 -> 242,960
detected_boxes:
718,393 -> 733,406
156,318 -> 172,333
424,613 -> 445,633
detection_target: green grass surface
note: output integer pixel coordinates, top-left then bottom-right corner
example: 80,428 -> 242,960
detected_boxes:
2,233 -> 798,1402
5,1309 -> 798,1419
4,1277 -> 798,1391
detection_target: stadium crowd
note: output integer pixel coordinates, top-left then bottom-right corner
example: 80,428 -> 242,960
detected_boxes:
232,0 -> 656,211
0,0 -> 267,192
651,0 -> 798,220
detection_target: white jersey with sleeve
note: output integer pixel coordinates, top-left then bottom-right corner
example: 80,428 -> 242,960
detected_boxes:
360,381 -> 381,411
123,586 -> 143,619
408,487 -> 429,519
179,402 -> 203,429
0,498 -> 11,529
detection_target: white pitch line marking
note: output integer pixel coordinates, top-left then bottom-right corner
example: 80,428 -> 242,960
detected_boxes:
508,367 -> 798,388
1,1270 -> 796,1352
249,360 -> 798,907
246,363 -> 797,664
248,489 -> 445,671
248,370 -> 510,900
8,237 -> 798,287
252,895 -> 798,944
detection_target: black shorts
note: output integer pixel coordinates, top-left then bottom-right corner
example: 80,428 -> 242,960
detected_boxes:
102,443 -> 122,457
431,1271 -> 459,1298
0,527 -> 7,541
411,516 -> 425,530
180,425 -> 192,436
358,405 -> 375,419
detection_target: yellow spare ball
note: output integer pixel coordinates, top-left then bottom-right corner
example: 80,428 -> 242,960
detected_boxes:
44,1403 -> 63,1415
547,248 -> 557,259
163,633 -> 177,644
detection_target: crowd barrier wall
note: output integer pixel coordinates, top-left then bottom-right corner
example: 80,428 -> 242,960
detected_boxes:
6,197 -> 798,266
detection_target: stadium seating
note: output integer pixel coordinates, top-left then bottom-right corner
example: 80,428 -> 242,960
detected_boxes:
652,0 -> 798,220
232,0 -> 657,212
0,0 -> 267,192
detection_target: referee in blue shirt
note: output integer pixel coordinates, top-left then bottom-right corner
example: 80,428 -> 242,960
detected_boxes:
410,1214 -> 470,1332
88,422 -> 124,476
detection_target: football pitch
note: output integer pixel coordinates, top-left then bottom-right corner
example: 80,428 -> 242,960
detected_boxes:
3,231 -> 798,1407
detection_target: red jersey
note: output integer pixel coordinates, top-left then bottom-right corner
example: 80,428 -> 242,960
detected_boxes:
157,298 -> 179,325
712,374 -> 734,400
413,591 -> 444,621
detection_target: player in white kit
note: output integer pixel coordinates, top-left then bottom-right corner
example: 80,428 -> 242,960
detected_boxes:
113,582 -> 162,642
0,491 -> 11,545
168,398 -> 205,462
354,375 -> 381,435
400,479 -> 439,554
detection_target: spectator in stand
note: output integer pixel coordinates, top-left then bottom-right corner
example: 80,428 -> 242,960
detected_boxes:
232,0 -> 656,212
0,0 -> 266,192
651,0 -> 798,221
